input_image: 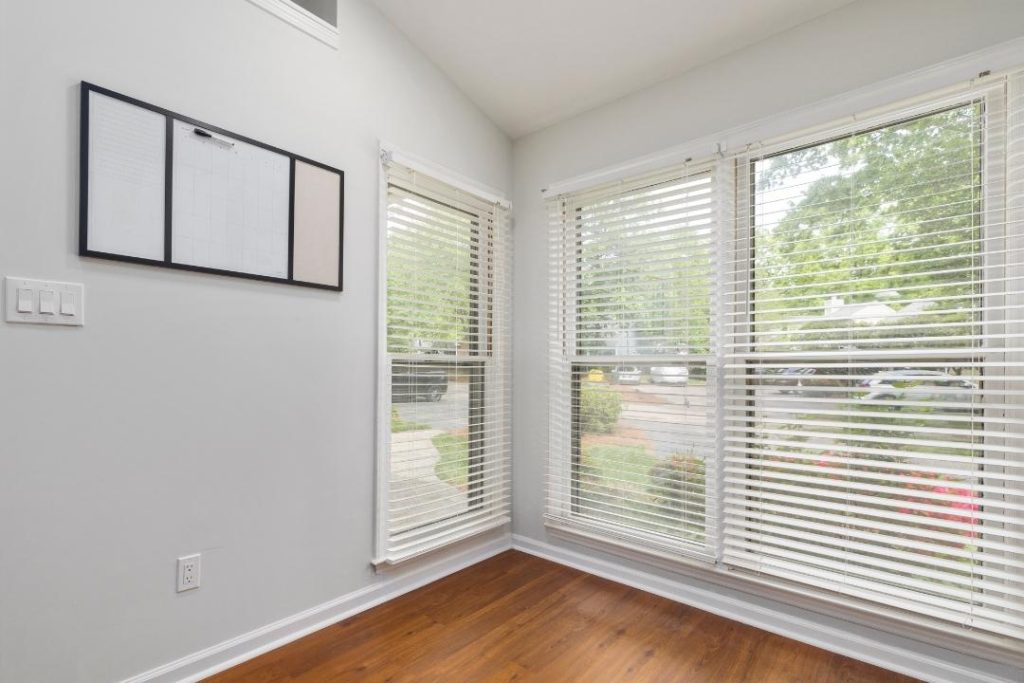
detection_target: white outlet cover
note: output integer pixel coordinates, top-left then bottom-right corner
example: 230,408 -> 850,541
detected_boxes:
177,554 -> 201,592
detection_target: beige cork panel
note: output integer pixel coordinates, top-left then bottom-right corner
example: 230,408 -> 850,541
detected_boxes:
292,160 -> 341,287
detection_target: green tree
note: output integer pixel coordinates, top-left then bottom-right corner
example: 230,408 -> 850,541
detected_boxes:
752,104 -> 983,352
386,193 -> 479,354
574,174 -> 714,356
749,103 -> 986,573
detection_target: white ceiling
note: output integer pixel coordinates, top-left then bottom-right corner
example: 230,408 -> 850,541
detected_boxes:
371,0 -> 856,138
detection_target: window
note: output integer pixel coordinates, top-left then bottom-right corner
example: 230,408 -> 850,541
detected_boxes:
547,165 -> 720,560
548,73 -> 1024,647
723,91 -> 1024,641
377,156 -> 511,566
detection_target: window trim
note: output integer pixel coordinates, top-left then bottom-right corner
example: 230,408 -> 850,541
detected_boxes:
548,161 -> 721,563
374,145 -> 511,569
545,74 -> 1024,665
726,91 -> 1009,635
244,0 -> 339,48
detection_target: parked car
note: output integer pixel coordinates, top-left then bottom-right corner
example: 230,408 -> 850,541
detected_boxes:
586,368 -> 606,382
411,339 -> 457,355
777,366 -> 876,397
391,365 -> 448,402
764,367 -> 815,389
610,365 -> 642,384
859,370 -> 977,405
650,366 -> 689,386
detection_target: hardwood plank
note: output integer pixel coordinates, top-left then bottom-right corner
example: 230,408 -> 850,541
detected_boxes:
207,550 -> 917,683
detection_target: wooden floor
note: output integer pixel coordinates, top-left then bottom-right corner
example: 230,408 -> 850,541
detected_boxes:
208,550 -> 914,682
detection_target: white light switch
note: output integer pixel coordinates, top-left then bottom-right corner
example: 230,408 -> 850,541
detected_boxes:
39,290 -> 56,314
16,287 -> 33,313
60,292 -> 76,316
5,277 -> 84,326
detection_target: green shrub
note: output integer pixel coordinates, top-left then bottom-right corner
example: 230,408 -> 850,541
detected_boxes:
580,384 -> 622,434
647,452 -> 706,517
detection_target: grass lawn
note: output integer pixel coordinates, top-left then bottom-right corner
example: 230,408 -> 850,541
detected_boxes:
580,443 -> 656,486
390,406 -> 429,433
433,432 -> 469,488
579,441 -> 706,543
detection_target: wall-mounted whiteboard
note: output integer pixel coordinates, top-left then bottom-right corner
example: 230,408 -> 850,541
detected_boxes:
79,82 -> 345,290
171,120 -> 291,278
85,92 -> 166,261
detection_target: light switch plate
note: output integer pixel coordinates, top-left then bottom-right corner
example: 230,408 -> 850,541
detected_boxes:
4,277 -> 85,326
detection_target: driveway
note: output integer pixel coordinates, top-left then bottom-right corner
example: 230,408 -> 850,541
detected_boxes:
393,381 -> 470,429
614,383 -> 714,457
388,428 -> 468,530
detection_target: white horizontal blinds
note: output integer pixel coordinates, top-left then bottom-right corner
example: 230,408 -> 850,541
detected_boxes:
722,78 -> 1024,640
383,161 -> 511,563
547,164 -> 720,559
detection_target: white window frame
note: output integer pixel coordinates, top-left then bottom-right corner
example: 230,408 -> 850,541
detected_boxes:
543,59 -> 1024,666
545,161 -> 723,563
245,0 -> 339,48
723,79 -> 1018,635
374,145 -> 511,569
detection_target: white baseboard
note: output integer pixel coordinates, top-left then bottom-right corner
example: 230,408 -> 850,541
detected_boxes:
119,530 -> 1018,683
121,534 -> 512,683
511,534 -> 1019,683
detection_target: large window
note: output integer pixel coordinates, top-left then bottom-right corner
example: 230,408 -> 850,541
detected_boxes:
724,94 -> 1024,640
377,157 -> 511,565
549,76 -> 1024,646
548,165 -> 719,559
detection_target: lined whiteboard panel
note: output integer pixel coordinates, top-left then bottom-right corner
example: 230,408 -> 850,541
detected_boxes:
85,92 -> 165,260
79,82 -> 345,290
171,121 -> 290,278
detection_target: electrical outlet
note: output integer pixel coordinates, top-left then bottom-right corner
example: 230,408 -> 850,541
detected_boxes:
177,554 -> 201,592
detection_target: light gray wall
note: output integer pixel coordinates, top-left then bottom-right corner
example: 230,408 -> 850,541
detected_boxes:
0,1 -> 509,681
5,0 -> 1024,679
511,0 -> 1024,678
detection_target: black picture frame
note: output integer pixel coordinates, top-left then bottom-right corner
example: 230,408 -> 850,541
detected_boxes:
79,81 -> 345,292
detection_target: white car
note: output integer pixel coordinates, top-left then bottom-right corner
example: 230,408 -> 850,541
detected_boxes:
611,365 -> 642,384
859,370 -> 977,405
650,366 -> 689,386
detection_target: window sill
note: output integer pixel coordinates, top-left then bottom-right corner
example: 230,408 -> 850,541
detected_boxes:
544,518 -> 1024,670
374,516 -> 510,571
245,0 -> 339,48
